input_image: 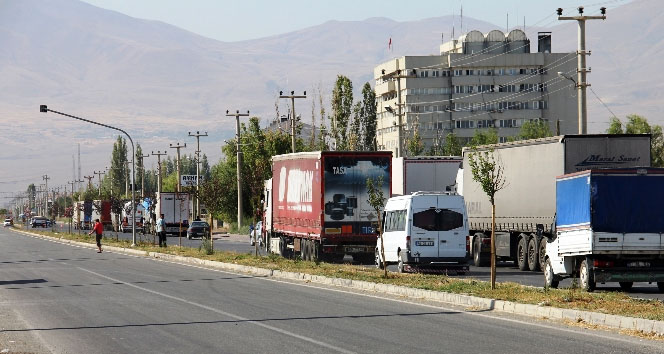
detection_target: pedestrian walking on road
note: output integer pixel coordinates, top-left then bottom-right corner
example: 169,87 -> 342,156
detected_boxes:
156,214 -> 166,247
89,218 -> 104,253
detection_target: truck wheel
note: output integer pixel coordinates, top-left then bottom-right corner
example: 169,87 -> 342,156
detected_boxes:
544,258 -> 559,289
517,237 -> 528,271
579,259 -> 596,292
619,282 -> 633,291
527,238 -> 540,271
473,237 -> 488,267
539,238 -> 548,272
658,282 -> 664,293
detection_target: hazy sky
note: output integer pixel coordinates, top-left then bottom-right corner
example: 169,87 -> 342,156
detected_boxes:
80,0 -> 631,42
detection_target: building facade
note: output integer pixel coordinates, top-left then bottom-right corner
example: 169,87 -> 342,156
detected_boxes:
374,29 -> 578,157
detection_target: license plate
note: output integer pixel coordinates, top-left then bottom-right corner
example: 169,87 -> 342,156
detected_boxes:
627,261 -> 650,268
415,241 -> 434,246
344,247 -> 364,253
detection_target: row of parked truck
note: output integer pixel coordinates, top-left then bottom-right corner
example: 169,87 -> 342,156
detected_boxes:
70,192 -> 192,236
258,134 -> 664,292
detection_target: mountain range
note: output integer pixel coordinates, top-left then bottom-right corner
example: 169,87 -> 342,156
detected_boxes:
0,0 -> 660,195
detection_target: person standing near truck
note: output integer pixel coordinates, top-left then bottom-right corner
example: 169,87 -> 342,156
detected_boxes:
88,219 -> 104,253
156,214 -> 166,247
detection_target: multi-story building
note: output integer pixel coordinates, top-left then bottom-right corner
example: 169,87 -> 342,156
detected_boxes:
374,29 -> 578,157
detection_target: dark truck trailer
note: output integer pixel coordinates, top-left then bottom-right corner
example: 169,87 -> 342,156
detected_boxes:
263,151 -> 391,262
461,134 -> 651,272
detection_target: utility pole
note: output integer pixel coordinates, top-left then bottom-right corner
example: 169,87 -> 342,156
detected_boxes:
226,110 -> 250,228
42,175 -> 49,218
94,170 -> 106,197
557,6 -> 606,134
151,150 -> 167,218
83,175 -> 94,193
169,143 -> 186,193
139,154 -> 150,198
279,91 -> 307,153
188,131 -> 208,219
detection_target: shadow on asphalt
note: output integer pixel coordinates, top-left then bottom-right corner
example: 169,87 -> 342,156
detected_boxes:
0,275 -> 259,290
0,279 -> 47,286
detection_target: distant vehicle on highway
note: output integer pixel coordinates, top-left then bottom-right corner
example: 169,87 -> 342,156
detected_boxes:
30,216 -> 48,228
3,218 -> 13,227
187,221 -> 209,240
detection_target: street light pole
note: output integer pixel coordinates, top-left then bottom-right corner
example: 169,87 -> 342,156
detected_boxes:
226,110 -> 249,228
557,6 -> 606,134
40,105 -> 138,246
188,131 -> 208,219
279,91 -> 307,153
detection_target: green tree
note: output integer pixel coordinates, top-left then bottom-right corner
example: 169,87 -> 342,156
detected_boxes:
443,133 -> 463,156
331,75 -> 353,150
406,129 -> 425,156
512,120 -> 553,141
366,175 -> 387,278
606,114 -> 664,167
470,128 -> 499,147
467,148 -> 506,290
348,102 -> 362,151
110,136 -> 128,197
360,82 -> 378,151
200,154 -> 211,181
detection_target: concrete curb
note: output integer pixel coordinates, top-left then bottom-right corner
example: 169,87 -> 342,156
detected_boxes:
11,228 -> 664,336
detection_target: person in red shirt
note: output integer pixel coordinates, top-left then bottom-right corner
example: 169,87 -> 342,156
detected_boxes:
88,219 -> 104,253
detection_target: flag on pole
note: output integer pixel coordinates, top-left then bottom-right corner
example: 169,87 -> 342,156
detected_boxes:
388,37 -> 392,51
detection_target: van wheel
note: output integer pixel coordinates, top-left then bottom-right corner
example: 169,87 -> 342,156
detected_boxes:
517,237 -> 528,271
473,237 -> 488,267
619,282 -> 633,291
375,249 -> 384,269
397,255 -> 405,273
579,259 -> 596,292
527,238 -> 540,271
544,258 -> 559,289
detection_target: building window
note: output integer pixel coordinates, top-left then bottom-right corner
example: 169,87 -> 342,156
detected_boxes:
499,136 -> 509,143
508,68 -> 517,75
477,119 -> 494,128
454,86 -> 464,94
499,119 -> 518,128
532,101 -> 548,109
419,70 -> 429,78
432,70 -> 440,77
455,120 -> 475,129
498,85 -> 516,93
454,69 -> 463,76
442,70 -> 451,77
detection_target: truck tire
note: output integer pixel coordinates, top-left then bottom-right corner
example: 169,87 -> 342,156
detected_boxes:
473,237 -> 488,267
544,258 -> 559,289
658,282 -> 664,293
527,238 -> 540,271
579,259 -> 596,292
619,282 -> 633,291
517,237 -> 528,271
539,238 -> 548,272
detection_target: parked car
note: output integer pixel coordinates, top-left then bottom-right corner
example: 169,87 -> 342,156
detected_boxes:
186,221 -> 210,240
3,218 -> 13,227
30,216 -> 48,228
250,221 -> 263,247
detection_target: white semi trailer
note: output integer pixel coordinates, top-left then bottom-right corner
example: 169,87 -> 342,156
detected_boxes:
461,134 -> 651,272
391,156 -> 461,196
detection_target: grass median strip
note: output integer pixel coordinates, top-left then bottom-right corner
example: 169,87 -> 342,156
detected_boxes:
17,227 -> 664,322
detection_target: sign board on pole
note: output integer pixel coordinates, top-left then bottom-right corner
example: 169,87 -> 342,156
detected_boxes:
180,175 -> 200,187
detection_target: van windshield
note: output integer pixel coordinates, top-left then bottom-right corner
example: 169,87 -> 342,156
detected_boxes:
413,209 -> 463,231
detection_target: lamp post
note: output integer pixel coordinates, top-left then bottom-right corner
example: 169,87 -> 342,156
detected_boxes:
40,105 -> 138,246
188,131 -> 208,219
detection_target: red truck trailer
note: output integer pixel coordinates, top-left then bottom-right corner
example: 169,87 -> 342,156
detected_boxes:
263,151 -> 391,262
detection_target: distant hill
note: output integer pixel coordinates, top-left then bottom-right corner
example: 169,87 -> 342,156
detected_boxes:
0,0 -> 658,193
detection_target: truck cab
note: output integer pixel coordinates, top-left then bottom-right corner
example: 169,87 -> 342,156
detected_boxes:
377,192 -> 469,273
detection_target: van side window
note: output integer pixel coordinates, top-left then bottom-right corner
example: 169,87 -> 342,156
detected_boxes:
413,209 -> 464,231
385,209 -> 407,232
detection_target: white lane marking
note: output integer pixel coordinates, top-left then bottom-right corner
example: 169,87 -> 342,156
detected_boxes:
79,268 -> 355,354
15,230 -> 658,348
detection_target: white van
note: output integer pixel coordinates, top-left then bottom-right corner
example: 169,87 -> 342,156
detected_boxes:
376,192 -> 469,273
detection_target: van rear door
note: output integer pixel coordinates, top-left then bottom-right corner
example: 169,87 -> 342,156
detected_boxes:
411,195 -> 440,259
436,195 -> 466,259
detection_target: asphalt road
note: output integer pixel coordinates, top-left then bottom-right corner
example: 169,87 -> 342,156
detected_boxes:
23,223 -> 664,300
1,227 -> 662,354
